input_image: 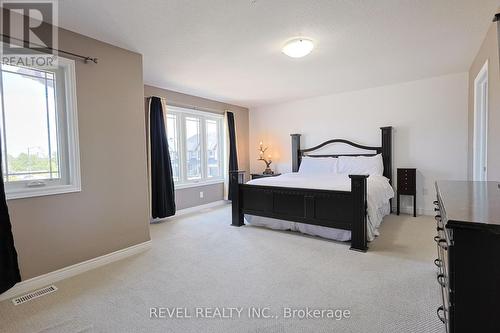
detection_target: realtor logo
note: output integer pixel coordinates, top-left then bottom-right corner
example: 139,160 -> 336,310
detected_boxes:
1,0 -> 57,58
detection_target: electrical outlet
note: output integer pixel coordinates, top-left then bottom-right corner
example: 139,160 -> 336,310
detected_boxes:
200,191 -> 204,198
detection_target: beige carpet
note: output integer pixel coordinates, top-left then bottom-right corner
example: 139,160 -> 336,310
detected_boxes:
0,204 -> 444,333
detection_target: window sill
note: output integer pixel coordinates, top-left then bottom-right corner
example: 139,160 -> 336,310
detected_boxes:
174,179 -> 224,190
6,184 -> 82,200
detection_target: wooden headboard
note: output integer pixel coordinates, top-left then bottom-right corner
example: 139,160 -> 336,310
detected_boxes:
290,126 -> 393,185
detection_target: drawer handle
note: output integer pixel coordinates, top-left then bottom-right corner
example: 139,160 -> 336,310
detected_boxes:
437,306 -> 446,324
438,239 -> 448,250
434,207 -> 440,212
434,258 -> 442,267
437,274 -> 446,287
434,215 -> 441,220
433,200 -> 439,205
436,226 -> 444,231
434,235 -> 441,242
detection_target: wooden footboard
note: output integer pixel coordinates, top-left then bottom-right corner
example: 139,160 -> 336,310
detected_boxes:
230,171 -> 368,252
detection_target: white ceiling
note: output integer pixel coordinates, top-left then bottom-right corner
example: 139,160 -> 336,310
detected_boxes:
58,0 -> 499,108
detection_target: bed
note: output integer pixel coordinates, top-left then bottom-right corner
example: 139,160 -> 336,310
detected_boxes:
230,127 -> 393,252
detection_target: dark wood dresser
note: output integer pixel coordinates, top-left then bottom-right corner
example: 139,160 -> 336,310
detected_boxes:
434,181 -> 500,333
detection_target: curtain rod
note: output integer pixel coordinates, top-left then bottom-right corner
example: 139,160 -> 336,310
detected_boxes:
1,34 -> 98,64
147,96 -> 228,114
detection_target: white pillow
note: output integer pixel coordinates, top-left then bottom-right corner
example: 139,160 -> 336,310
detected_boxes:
337,154 -> 384,176
299,156 -> 338,174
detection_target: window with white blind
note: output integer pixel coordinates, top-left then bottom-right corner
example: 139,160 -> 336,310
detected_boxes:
165,105 -> 224,188
0,58 -> 81,199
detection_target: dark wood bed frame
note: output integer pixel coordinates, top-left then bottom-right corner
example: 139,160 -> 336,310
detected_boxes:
230,126 -> 392,252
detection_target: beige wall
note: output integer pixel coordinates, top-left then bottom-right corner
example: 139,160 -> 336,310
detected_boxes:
468,21 -> 500,181
8,28 -> 151,280
144,85 -> 249,210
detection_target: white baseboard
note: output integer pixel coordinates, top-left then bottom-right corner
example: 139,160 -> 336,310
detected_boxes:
151,200 -> 228,223
175,200 -> 228,216
0,240 -> 152,302
393,205 -> 434,216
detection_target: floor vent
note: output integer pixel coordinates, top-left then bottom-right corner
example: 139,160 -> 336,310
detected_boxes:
12,285 -> 58,306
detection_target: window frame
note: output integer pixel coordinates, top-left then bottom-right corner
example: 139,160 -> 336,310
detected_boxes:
1,57 -> 81,200
166,105 -> 224,190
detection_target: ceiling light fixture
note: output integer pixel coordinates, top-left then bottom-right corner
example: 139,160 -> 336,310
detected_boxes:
282,38 -> 314,58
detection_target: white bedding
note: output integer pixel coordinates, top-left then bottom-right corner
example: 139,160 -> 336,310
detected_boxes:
244,173 -> 394,241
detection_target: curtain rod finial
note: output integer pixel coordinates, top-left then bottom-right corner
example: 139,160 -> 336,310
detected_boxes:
84,57 -> 98,64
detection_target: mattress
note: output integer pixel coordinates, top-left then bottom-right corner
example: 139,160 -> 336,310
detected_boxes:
243,173 -> 394,241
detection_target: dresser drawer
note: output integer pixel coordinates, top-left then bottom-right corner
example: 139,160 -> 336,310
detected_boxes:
435,228 -> 453,332
397,169 -> 416,194
434,204 -> 454,293
434,198 -> 455,333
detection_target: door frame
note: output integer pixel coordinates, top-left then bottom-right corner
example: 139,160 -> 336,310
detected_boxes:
473,60 -> 488,181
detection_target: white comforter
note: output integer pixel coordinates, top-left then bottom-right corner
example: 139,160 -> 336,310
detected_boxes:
244,173 -> 394,241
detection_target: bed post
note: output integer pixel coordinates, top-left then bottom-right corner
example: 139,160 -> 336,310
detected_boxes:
230,171 -> 244,227
349,174 -> 368,252
380,126 -> 393,212
291,134 -> 301,172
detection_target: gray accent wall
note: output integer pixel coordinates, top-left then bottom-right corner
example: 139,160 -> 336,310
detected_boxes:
175,184 -> 224,210
144,85 -> 249,210
8,27 -> 151,280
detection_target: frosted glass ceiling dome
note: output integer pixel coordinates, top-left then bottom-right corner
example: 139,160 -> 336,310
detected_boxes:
282,38 -> 314,58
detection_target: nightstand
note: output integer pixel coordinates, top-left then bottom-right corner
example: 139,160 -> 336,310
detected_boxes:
397,168 -> 416,217
251,173 -> 281,180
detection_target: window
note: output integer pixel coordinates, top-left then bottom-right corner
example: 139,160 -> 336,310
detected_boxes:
185,116 -> 201,180
166,105 -> 224,188
166,114 -> 179,182
0,58 -> 81,199
206,119 -> 221,178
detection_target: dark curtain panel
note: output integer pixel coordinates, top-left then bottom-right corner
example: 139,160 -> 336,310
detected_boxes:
227,112 -> 238,200
149,97 -> 176,219
496,14 -> 500,71
0,137 -> 21,294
